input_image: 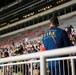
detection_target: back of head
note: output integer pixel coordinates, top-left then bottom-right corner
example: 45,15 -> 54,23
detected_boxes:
4,52 -> 9,57
50,17 -> 59,27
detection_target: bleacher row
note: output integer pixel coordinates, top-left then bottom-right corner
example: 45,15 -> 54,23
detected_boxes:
59,14 -> 76,29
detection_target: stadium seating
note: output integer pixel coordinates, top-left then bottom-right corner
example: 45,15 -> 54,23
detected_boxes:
59,14 -> 76,29
0,14 -> 76,48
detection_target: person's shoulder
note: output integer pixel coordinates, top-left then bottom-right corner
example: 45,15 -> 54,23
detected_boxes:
56,27 -> 65,33
57,28 -> 67,35
50,26 -> 64,32
57,27 -> 64,31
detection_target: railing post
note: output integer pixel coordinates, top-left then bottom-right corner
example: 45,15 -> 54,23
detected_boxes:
31,63 -> 33,75
2,65 -> 4,75
0,66 -> 2,75
40,56 -> 47,75
71,59 -> 75,75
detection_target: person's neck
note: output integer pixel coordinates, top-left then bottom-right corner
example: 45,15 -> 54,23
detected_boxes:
50,24 -> 58,28
50,25 -> 56,28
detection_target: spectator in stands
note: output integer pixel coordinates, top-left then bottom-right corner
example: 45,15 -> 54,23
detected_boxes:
68,25 -> 73,34
74,37 -> 76,46
65,26 -> 71,37
0,50 -> 2,58
71,26 -> 75,36
4,51 -> 9,57
31,46 -> 37,53
42,17 -> 71,75
66,25 -> 75,46
4,51 -> 11,75
71,35 -> 76,46
40,41 -> 46,52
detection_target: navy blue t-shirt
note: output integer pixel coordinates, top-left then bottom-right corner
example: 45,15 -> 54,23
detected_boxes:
42,27 -> 71,50
42,27 -> 71,66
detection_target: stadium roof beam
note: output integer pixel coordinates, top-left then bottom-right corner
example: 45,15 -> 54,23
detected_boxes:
0,0 -> 71,25
0,0 -> 75,31
0,0 -> 44,20
0,0 -> 22,12
0,10 -> 76,38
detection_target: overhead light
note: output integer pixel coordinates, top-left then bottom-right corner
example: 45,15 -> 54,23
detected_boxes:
39,9 -> 41,11
48,6 -> 50,8
50,5 -> 52,7
10,18 -> 19,22
38,5 -> 52,12
59,1 -> 61,3
0,23 -> 7,26
27,14 -> 30,17
31,13 -> 34,15
23,12 -> 35,18
31,13 -> 33,15
30,12 -> 34,15
61,0 -> 64,2
57,2 -> 58,4
25,16 -> 27,17
42,8 -> 44,11
46,7 -> 48,9
38,10 -> 40,12
43,8 -> 46,10
38,9 -> 41,12
32,12 -> 34,15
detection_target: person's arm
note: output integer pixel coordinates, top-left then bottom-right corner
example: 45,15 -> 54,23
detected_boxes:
62,30 -> 71,47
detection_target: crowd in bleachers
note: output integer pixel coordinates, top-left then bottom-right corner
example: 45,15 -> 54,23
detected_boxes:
0,25 -> 76,59
0,39 -> 46,58
65,25 -> 76,46
0,25 -> 76,75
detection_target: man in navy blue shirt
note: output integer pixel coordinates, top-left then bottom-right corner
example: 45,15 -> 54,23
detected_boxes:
42,17 -> 71,75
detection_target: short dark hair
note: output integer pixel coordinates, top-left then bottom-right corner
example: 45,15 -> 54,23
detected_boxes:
50,17 -> 59,26
4,52 -> 9,57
